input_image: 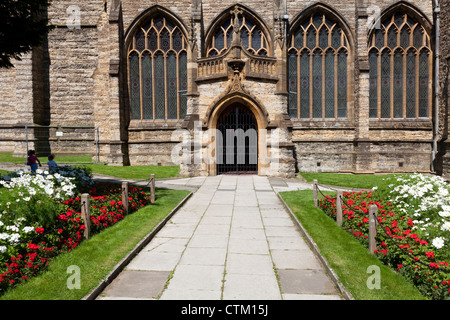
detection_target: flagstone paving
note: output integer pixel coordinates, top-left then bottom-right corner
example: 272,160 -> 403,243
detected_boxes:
93,175 -> 343,300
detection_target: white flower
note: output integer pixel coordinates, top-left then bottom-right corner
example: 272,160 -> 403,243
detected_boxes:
22,226 -> 34,233
439,210 -> 450,218
6,225 -> 19,232
441,221 -> 450,232
432,237 -> 445,249
0,246 -> 6,253
8,233 -> 20,244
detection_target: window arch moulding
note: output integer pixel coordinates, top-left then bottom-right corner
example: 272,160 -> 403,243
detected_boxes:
287,5 -> 354,122
197,5 -> 278,83
367,5 -> 433,121
126,9 -> 189,123
204,5 -> 273,58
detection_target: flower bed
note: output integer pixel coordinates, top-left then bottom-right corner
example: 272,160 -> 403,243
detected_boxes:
0,169 -> 151,295
319,174 -> 450,300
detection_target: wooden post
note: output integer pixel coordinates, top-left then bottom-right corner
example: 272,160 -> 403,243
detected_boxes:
122,181 -> 129,214
369,205 -> 378,255
80,193 -> 90,239
313,179 -> 318,207
150,174 -> 155,203
336,190 -> 343,227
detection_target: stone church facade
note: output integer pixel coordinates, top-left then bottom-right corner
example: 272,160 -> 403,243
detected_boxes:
0,0 -> 448,178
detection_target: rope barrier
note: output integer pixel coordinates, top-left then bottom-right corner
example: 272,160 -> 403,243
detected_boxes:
315,183 -> 450,274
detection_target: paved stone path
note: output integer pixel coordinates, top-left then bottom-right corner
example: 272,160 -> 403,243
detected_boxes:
96,175 -> 343,300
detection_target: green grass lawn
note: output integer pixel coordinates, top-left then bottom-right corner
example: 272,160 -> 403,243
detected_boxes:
0,169 -> 13,176
0,152 -> 92,164
85,164 -> 181,180
299,172 -> 408,189
0,152 -> 182,180
280,190 -> 426,300
0,188 -> 191,300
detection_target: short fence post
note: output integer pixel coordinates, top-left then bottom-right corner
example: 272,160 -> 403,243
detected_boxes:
313,180 -> 318,207
336,190 -> 343,227
81,193 -> 91,239
369,204 -> 378,255
122,181 -> 129,214
150,174 -> 155,203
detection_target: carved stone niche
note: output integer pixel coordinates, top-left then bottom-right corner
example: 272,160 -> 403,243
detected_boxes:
228,58 -> 245,74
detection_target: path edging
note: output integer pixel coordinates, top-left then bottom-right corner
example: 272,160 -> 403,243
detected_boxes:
81,191 -> 193,300
276,192 -> 354,301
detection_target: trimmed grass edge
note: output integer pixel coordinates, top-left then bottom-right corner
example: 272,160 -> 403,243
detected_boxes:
276,192 -> 354,300
278,189 -> 426,300
82,190 -> 193,300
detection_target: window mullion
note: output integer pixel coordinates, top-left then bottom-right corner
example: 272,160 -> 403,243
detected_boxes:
390,52 -> 394,119
334,51 -> 338,118
297,51 -> 300,119
415,52 -> 419,119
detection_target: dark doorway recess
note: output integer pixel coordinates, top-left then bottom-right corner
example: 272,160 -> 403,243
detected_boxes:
216,103 -> 258,175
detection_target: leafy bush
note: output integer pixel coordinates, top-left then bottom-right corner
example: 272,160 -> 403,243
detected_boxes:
49,165 -> 94,190
0,172 -> 76,226
0,178 -> 151,295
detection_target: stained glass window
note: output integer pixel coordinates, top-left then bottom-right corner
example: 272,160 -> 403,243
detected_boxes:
288,50 -> 298,118
154,53 -> 165,120
179,51 -> 188,119
127,14 -> 188,121
312,52 -> 322,118
380,51 -> 391,118
166,52 -> 178,119
368,11 -> 431,119
337,51 -> 347,118
142,52 -> 153,119
207,11 -> 269,57
393,51 -> 403,118
129,52 -> 140,120
300,52 -> 310,119
324,51 -> 334,118
419,50 -> 429,118
369,51 -> 378,118
288,12 -> 350,119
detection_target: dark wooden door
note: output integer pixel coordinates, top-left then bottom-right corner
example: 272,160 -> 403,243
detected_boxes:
216,104 -> 258,174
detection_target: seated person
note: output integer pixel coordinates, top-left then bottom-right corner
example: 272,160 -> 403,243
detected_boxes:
47,154 -> 58,171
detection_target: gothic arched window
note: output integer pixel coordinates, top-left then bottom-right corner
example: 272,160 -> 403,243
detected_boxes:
128,14 -> 188,121
288,12 -> 350,119
368,12 -> 431,119
206,10 -> 269,57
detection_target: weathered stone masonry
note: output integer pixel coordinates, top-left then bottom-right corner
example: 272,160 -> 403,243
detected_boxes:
0,0 -> 448,178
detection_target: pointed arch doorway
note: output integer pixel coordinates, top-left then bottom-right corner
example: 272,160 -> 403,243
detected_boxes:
216,103 -> 258,175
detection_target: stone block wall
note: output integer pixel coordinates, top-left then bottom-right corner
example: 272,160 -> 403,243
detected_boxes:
0,0 -> 446,178
439,0 -> 450,178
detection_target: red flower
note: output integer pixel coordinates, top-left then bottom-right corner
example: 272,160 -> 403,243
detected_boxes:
407,218 -> 414,227
425,252 -> 435,258
35,228 -> 44,234
27,243 -> 40,250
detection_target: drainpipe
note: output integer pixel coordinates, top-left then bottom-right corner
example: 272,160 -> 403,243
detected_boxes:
432,0 -> 440,173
